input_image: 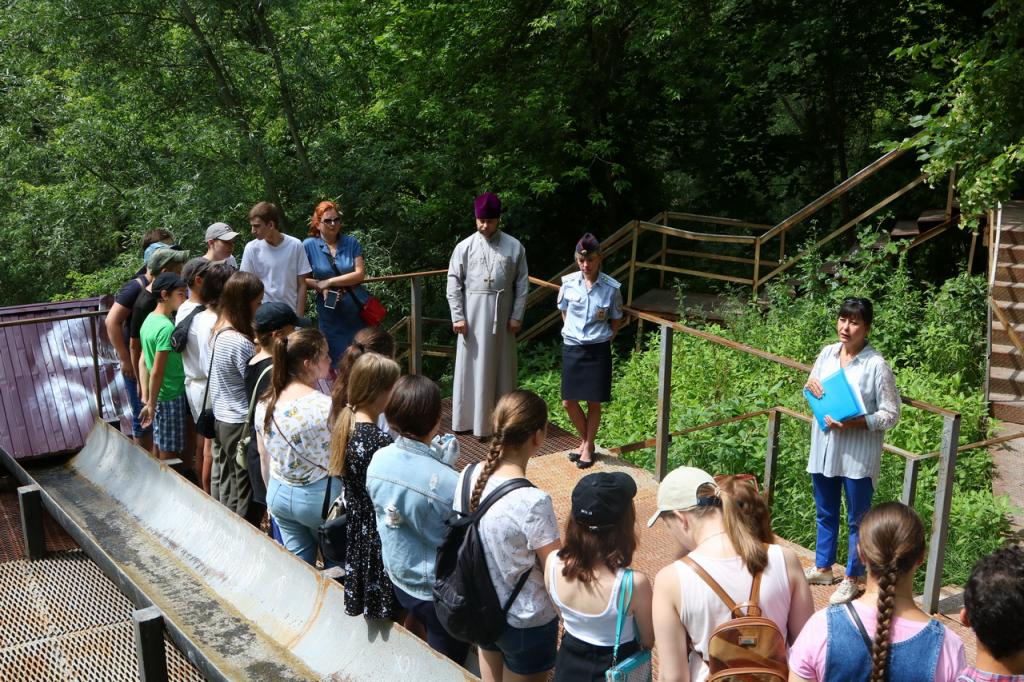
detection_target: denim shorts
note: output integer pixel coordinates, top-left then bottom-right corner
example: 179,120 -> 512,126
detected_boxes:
478,618 -> 558,675
124,377 -> 151,437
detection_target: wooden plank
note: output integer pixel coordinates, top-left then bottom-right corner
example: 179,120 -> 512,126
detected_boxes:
903,216 -> 957,250
664,212 -> 772,230
761,148 -> 908,242
664,249 -> 779,267
990,297 -> 1024,357
360,269 -> 447,285
635,262 -> 753,286
637,221 -> 758,245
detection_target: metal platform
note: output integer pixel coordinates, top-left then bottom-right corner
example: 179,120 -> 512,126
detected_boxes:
1,423 -> 473,681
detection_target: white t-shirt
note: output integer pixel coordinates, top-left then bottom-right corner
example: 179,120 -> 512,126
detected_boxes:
176,302 -> 217,420
240,234 -> 312,311
453,466 -> 560,628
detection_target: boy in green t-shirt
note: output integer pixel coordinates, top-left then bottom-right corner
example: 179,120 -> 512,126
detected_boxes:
139,273 -> 188,460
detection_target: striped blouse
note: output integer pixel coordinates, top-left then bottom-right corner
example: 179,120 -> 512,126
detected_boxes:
208,329 -> 255,424
806,342 -> 900,484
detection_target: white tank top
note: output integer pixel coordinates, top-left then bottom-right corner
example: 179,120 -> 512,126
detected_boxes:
675,544 -> 792,682
547,558 -> 636,647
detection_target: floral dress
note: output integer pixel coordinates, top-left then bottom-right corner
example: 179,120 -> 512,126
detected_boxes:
342,422 -> 396,618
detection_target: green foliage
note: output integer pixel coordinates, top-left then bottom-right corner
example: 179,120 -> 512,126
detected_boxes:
523,242 -> 1011,586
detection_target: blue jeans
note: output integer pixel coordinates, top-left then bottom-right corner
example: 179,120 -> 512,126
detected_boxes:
267,476 -> 340,565
124,377 -> 151,438
812,473 -> 874,577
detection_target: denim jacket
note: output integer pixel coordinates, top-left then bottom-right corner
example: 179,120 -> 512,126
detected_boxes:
365,436 -> 459,600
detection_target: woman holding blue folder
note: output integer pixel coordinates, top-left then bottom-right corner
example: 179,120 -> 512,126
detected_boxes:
803,297 -> 900,605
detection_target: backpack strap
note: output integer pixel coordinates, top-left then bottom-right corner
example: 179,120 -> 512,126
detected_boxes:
844,602 -> 873,652
681,556 -> 740,614
459,462 -> 478,515
470,476 -> 536,520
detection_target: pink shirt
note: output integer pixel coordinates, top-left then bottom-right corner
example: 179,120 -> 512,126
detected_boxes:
789,600 -> 966,681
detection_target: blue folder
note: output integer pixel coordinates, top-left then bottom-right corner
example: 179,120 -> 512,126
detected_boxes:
803,368 -> 864,431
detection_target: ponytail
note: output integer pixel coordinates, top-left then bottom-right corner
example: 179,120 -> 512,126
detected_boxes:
330,327 -> 396,424
468,390 -> 547,512
261,328 -> 328,433
328,352 -> 400,476
717,476 -> 772,575
857,502 -> 926,682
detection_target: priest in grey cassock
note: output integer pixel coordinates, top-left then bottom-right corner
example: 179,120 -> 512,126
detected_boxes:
446,192 -> 529,438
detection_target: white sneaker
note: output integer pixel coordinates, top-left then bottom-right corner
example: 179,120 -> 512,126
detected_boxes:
804,566 -> 835,585
829,577 -> 864,604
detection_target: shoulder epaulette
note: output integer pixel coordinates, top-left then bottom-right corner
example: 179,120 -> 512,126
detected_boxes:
599,272 -> 621,289
561,272 -> 581,284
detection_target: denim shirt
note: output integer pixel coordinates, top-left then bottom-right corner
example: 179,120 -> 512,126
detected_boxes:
365,436 -> 459,600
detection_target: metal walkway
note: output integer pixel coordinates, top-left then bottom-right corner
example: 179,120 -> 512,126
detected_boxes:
1,423 -> 473,681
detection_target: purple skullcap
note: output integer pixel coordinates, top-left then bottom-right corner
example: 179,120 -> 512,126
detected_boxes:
575,232 -> 601,255
474,192 -> 502,219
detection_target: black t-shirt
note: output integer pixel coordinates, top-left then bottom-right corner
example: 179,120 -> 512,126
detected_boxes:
114,276 -> 147,343
130,288 -> 158,340
245,357 -> 274,458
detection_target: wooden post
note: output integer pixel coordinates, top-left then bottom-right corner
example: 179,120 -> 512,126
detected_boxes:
635,318 -> 644,353
923,414 -> 960,614
133,606 -> 168,682
945,168 -> 956,219
900,458 -> 920,506
659,233 -> 667,289
655,324 -> 673,481
778,230 -> 786,265
752,237 -> 762,296
18,484 -> 46,560
763,410 -> 782,508
627,221 -> 639,306
409,276 -> 423,375
90,315 -> 103,419
968,229 -> 979,275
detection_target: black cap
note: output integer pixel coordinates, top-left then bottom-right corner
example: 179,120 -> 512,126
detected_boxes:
575,232 -> 601,256
253,301 -> 311,333
571,472 -> 637,529
151,272 -> 187,295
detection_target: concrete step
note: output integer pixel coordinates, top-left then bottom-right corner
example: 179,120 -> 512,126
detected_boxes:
988,366 -> 1024,398
995,263 -> 1024,283
992,343 -> 1024,372
992,399 -> 1024,425
992,281 -> 1024,302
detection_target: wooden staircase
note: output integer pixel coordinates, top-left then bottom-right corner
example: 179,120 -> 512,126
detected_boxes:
989,201 -> 1024,424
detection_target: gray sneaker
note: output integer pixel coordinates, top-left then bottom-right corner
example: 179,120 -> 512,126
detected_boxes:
804,566 -> 835,585
829,577 -> 864,604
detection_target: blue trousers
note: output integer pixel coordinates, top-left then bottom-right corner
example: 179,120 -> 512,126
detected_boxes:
811,473 -> 874,577
267,476 -> 340,565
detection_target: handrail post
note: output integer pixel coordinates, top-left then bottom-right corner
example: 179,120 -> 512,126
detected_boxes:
409,276 -> 423,375
627,221 -> 639,306
655,324 -> 673,481
659,232 -> 667,289
752,236 -> 762,295
900,458 -> 920,506
90,314 -> 103,419
764,409 -> 781,507
923,414 -> 960,614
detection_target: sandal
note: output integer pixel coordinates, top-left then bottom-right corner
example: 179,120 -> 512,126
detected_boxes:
575,457 -> 595,470
567,450 -> 581,462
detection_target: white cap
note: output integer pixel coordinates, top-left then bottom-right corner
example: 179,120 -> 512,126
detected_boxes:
646,466 -> 717,527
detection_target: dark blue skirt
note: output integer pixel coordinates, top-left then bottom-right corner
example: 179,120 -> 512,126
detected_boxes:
561,340 -> 612,402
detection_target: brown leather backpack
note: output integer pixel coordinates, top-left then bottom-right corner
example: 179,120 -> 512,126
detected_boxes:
682,556 -> 788,682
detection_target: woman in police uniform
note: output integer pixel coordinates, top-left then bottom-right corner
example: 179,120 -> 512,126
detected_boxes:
557,233 -> 628,469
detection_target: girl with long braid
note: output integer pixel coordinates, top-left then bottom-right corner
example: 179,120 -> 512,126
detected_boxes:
452,390 -> 562,682
329,352 -> 400,619
789,502 -> 965,682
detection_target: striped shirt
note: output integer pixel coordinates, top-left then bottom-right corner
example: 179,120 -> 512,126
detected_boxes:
956,668 -> 1024,682
806,342 -> 900,484
208,329 -> 255,424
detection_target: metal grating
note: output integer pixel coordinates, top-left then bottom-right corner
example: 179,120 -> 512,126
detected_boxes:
0,550 -> 204,681
0,481 -> 77,562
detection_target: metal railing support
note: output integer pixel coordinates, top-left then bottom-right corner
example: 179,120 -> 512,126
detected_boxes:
764,409 -> 782,507
90,314 -> 103,419
133,606 -> 168,682
18,484 -> 46,560
409,276 -> 423,375
900,458 -> 920,506
655,324 -> 673,481
923,414 -> 960,614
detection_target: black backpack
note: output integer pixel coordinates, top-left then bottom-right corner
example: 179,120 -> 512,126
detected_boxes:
169,304 -> 205,352
432,462 -> 535,645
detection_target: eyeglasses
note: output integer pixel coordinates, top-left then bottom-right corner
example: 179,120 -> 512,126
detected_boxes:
321,217 -> 341,225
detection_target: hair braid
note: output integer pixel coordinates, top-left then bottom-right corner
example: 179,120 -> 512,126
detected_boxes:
870,565 -> 899,682
470,433 -> 503,513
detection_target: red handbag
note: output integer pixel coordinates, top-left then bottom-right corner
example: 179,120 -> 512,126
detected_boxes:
347,288 -> 388,327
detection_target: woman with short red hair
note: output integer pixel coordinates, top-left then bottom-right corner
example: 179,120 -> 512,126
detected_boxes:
302,201 -> 368,364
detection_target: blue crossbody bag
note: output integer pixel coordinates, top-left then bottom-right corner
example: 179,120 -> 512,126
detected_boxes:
605,568 -> 652,682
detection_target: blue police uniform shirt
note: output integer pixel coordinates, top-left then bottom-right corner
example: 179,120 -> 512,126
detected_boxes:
557,271 -> 624,345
